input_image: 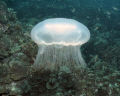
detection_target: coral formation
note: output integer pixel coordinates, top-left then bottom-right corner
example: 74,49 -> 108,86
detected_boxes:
0,1 -> 7,22
9,60 -> 27,80
0,0 -> 120,96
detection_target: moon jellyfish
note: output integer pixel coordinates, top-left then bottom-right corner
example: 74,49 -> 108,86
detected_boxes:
31,18 -> 90,71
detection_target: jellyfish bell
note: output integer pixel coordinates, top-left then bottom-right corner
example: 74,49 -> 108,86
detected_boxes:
31,18 -> 90,71
31,18 -> 90,46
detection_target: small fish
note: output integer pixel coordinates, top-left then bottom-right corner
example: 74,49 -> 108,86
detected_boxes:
87,16 -> 90,18
112,6 -> 119,11
96,18 -> 100,21
94,26 -> 99,31
98,8 -> 101,11
94,55 -> 98,62
107,15 -> 110,19
106,11 -> 111,15
71,8 -> 75,13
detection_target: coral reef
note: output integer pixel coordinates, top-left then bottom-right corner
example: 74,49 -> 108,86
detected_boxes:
0,0 -> 120,96
0,1 -> 7,23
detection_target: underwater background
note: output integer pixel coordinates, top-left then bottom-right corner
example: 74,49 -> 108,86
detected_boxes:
0,0 -> 120,96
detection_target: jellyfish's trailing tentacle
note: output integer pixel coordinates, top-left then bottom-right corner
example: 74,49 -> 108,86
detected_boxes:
33,44 -> 45,69
76,46 -> 86,69
32,44 -> 86,71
